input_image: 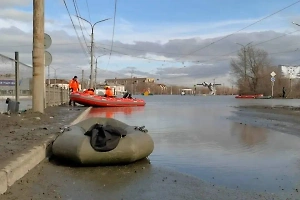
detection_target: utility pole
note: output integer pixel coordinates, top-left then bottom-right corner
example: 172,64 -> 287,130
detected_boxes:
81,69 -> 84,91
15,52 -> 20,103
94,54 -> 106,89
236,42 -> 252,92
47,65 -> 50,85
126,67 -> 135,94
32,0 -> 45,113
95,60 -> 97,88
131,69 -> 134,95
76,16 -> 111,89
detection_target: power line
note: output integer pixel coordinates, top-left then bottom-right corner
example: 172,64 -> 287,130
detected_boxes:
85,0 -> 92,22
1,27 -> 300,60
99,47 -> 179,62
97,45 -> 300,65
177,0 -> 300,60
161,28 -> 300,67
62,0 -> 89,57
106,0 -> 118,66
73,0 -> 89,48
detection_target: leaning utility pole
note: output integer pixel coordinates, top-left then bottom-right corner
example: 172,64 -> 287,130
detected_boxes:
32,0 -> 45,113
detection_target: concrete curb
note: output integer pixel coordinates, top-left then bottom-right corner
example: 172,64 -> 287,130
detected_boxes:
69,106 -> 92,125
0,106 -> 92,195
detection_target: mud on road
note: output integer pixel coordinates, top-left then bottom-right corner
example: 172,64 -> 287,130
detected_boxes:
0,105 -> 85,168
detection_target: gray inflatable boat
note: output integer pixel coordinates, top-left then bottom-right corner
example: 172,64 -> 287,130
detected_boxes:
52,117 -> 154,165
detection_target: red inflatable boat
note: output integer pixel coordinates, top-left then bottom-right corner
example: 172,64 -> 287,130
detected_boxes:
235,94 -> 263,99
70,92 -> 146,107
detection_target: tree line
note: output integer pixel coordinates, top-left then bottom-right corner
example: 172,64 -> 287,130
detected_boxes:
230,46 -> 300,98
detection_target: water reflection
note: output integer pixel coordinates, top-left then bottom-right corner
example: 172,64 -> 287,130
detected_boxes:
88,106 -> 145,118
231,123 -> 267,147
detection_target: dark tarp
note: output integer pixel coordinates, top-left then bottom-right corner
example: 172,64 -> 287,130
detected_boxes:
84,123 -> 127,152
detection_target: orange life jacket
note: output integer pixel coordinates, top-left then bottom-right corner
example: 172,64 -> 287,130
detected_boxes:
69,79 -> 79,92
83,89 -> 94,95
105,88 -> 114,97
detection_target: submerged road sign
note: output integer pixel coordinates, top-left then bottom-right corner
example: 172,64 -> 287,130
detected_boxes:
270,71 -> 276,77
271,77 -> 275,82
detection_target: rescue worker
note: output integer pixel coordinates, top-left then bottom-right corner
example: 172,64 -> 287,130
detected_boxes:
83,88 -> 95,95
69,76 -> 79,106
122,90 -> 132,99
104,86 -> 114,97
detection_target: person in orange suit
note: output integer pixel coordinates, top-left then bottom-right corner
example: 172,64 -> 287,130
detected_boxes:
83,88 -> 95,95
104,86 -> 114,97
69,76 -> 79,106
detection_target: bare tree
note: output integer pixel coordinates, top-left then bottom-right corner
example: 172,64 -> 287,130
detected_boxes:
230,46 -> 271,94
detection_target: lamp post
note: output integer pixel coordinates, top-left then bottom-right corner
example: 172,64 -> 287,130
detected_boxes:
50,66 -> 59,86
50,66 -> 59,105
94,54 -> 107,89
76,16 -> 111,89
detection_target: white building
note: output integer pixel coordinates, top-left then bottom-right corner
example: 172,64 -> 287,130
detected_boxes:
46,79 -> 82,90
95,83 -> 125,96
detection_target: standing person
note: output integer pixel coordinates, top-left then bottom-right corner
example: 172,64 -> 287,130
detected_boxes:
282,87 -> 286,99
69,76 -> 79,106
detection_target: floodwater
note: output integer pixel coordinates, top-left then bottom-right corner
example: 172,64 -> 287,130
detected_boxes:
86,95 -> 300,193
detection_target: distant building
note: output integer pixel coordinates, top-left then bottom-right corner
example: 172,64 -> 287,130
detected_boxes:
105,77 -> 156,85
95,83 -> 125,96
45,79 -> 82,90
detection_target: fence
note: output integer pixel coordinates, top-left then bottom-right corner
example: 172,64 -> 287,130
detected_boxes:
45,86 -> 70,107
0,52 -> 70,109
0,52 -> 32,97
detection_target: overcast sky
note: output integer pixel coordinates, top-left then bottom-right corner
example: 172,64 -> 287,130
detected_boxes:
1,0 -> 300,86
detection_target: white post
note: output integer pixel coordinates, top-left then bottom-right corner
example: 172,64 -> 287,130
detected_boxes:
271,81 -> 274,97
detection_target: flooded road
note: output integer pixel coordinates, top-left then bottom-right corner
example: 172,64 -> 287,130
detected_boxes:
2,95 -> 300,200
87,95 -> 300,193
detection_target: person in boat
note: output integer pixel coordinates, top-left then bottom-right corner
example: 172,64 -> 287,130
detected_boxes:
68,76 -> 79,106
83,88 -> 95,95
122,90 -> 133,99
104,86 -> 114,97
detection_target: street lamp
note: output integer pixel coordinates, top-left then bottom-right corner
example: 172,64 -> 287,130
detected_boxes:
75,16 -> 111,89
50,66 -> 59,86
236,42 -> 252,86
94,54 -> 107,88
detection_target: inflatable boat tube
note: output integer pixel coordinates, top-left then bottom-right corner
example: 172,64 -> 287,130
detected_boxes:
52,117 -> 154,165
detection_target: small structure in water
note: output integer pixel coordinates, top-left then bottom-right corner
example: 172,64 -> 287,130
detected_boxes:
197,81 -> 221,95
